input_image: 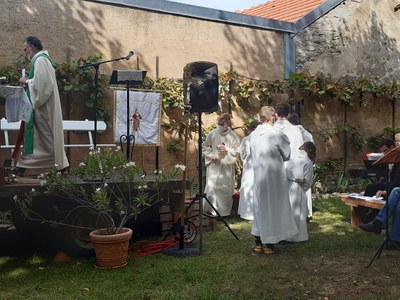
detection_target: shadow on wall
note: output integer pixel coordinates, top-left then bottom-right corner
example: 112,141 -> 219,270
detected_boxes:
222,24 -> 282,81
300,5 -> 400,81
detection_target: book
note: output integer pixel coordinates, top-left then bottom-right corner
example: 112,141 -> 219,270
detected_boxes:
347,193 -> 384,201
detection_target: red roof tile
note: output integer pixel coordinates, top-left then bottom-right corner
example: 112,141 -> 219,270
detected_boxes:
238,0 -> 327,23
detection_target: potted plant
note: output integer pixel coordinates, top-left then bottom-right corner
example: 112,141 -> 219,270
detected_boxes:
16,147 -> 185,268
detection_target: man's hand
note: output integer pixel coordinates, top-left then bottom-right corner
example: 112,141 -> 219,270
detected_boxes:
211,157 -> 220,163
376,190 -> 387,198
217,144 -> 226,153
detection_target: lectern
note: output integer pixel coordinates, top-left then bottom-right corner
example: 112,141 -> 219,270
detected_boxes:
109,70 -> 147,160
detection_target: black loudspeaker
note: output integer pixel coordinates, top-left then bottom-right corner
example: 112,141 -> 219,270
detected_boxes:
183,61 -> 218,113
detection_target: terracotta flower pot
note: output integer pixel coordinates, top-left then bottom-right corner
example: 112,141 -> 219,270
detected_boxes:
89,227 -> 133,269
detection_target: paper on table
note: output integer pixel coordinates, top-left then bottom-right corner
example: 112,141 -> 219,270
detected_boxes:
367,153 -> 384,160
348,193 -> 384,201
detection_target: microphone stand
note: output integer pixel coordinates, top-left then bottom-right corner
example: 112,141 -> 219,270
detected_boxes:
79,54 -> 129,149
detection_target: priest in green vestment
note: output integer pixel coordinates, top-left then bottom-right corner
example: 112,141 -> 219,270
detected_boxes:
16,36 -> 69,173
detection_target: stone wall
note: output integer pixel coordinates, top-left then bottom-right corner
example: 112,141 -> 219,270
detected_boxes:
296,0 -> 400,168
296,0 -> 400,81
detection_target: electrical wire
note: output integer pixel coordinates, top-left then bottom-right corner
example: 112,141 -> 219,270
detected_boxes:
130,239 -> 179,257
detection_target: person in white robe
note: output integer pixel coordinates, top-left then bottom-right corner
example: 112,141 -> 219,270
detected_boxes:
285,142 -> 316,242
273,104 -> 304,156
17,36 -> 69,173
251,106 -> 298,254
238,120 -> 260,221
203,113 -> 240,217
288,113 -> 314,219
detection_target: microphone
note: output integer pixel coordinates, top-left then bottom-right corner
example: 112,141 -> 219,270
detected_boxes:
126,51 -> 134,60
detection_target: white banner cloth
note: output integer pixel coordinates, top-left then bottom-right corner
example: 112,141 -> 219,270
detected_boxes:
115,90 -> 161,145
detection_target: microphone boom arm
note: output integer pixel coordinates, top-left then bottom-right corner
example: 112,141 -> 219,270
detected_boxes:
79,56 -> 127,69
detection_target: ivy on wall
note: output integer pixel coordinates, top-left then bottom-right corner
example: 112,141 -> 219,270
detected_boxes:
2,59 -> 400,158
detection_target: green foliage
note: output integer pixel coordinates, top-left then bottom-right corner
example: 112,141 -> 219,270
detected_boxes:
257,80 -> 284,106
0,55 -> 30,85
15,148 -> 184,235
335,172 -> 349,193
218,69 -> 237,103
313,158 -> 343,193
313,158 -> 369,193
235,80 -> 255,104
166,140 -> 184,153
144,77 -> 183,109
0,211 -> 12,224
367,127 -> 400,149
56,54 -> 109,122
320,124 -> 366,152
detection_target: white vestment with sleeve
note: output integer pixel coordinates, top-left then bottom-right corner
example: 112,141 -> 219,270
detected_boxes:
238,135 -> 254,220
297,124 -> 314,218
203,128 -> 240,216
273,119 -> 304,155
250,124 -> 298,244
285,150 -> 314,242
17,51 -> 69,170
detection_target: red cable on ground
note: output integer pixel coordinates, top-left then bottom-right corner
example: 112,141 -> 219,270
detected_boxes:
130,239 -> 179,257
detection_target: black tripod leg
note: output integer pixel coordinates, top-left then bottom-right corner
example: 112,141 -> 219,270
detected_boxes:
367,237 -> 388,267
161,197 -> 196,241
202,194 -> 239,240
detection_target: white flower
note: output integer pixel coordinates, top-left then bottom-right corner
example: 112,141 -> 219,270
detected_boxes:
158,170 -> 162,174
13,195 -> 18,201
40,180 -> 47,186
54,164 -> 59,168
89,146 -> 94,151
38,173 -> 45,179
95,188 -> 101,193
79,162 -> 86,167
125,161 -> 136,167
115,146 -> 121,151
143,185 -> 148,189
141,174 -> 146,179
138,185 -> 142,190
104,183 -> 108,187
154,169 -> 158,174
89,151 -> 93,156
31,188 -> 36,192
175,164 -> 186,171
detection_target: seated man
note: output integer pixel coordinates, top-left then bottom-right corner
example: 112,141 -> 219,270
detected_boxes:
359,187 -> 400,250
362,139 -> 399,222
364,139 -> 400,199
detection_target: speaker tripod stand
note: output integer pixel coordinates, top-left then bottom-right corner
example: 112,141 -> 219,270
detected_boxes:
163,110 -> 239,256
163,62 -> 238,256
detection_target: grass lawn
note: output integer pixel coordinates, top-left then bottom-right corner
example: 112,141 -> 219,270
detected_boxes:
1,195 -> 399,300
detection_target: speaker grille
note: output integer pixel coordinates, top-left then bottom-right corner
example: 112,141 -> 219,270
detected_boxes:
184,62 -> 218,113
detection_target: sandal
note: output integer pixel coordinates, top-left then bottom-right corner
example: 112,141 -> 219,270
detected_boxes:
263,244 -> 278,255
252,245 -> 263,253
